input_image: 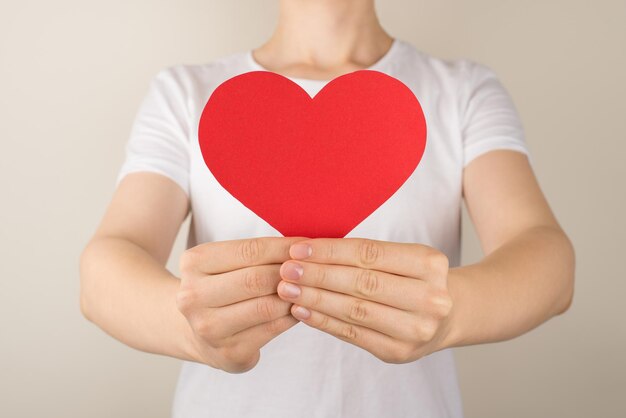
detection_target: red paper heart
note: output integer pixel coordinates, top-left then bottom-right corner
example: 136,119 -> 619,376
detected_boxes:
198,70 -> 427,238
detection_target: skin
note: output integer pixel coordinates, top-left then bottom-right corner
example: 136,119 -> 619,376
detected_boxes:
79,0 -> 575,373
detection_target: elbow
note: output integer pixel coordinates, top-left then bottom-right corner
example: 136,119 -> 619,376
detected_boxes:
79,293 -> 93,324
557,285 -> 574,316
555,230 -> 576,315
79,244 -> 96,323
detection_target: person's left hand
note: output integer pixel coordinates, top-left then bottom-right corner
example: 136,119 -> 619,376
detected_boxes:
276,238 -> 455,363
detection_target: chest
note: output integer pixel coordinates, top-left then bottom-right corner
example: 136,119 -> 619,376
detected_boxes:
185,73 -> 464,250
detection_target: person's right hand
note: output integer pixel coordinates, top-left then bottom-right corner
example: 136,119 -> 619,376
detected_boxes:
176,236 -> 308,373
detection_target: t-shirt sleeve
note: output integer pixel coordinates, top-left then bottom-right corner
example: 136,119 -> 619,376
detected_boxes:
115,66 -> 191,196
458,60 -> 532,168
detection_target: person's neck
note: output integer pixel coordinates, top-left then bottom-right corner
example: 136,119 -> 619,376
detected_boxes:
252,0 -> 394,80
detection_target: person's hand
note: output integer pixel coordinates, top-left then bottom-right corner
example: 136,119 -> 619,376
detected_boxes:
276,238 -> 454,363
176,236 -> 308,373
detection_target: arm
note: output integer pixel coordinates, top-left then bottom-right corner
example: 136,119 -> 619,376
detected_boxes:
268,150 -> 573,362
80,171 -> 305,372
443,150 -> 575,348
79,172 -> 197,361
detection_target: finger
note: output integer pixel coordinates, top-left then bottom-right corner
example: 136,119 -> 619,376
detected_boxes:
288,237 -> 449,281
208,294 -> 294,338
182,236 -> 310,275
228,314 -> 300,351
280,260 -> 435,310
289,303 -> 409,363
277,282 -> 425,341
193,264 -> 284,307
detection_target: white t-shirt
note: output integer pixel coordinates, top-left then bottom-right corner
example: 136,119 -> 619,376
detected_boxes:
116,38 -> 529,418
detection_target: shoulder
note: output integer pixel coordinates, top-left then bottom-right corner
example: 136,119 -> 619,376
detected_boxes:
400,39 -> 496,77
392,39 -> 502,96
392,40 -> 517,134
148,51 -> 251,98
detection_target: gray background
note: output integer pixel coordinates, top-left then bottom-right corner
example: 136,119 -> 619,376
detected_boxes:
1,0 -> 624,417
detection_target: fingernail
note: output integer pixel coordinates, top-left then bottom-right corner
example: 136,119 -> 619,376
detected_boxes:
290,243 -> 312,259
281,261 -> 303,281
279,282 -> 301,298
293,306 -> 311,319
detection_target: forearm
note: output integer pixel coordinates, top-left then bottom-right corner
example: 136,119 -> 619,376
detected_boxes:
79,236 -> 197,362
442,225 -> 575,349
